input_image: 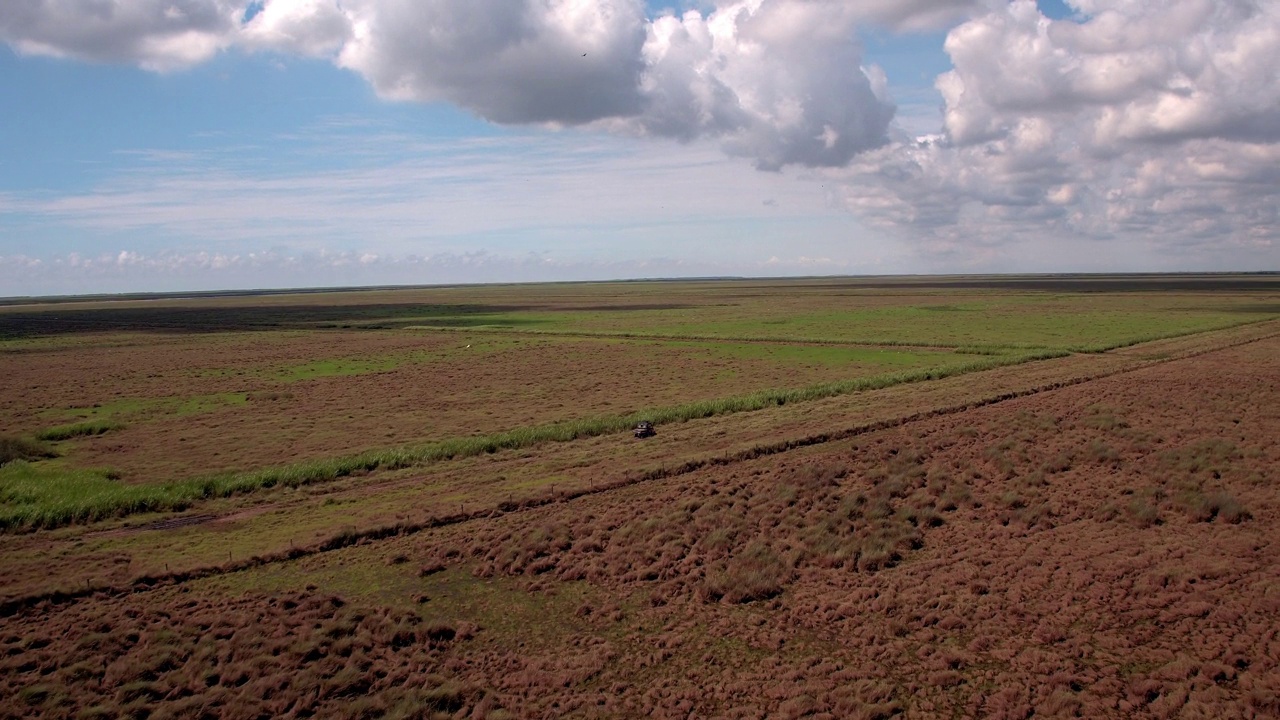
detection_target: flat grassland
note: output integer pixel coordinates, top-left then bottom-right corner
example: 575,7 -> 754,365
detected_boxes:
1,274 -> 1278,718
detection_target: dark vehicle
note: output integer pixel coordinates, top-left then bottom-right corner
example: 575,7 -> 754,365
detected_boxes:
633,421 -> 656,438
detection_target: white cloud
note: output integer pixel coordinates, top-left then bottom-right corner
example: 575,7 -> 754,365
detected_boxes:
829,0 -> 1280,262
0,0 -> 243,71
239,0 -> 352,57
937,0 -> 1280,148
333,0 -> 650,124
628,1 -> 895,169
325,0 -> 898,168
2,0 -> 1279,269
2,0 -> 902,170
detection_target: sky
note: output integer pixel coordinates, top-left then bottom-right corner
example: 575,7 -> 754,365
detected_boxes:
1,0 -> 1278,296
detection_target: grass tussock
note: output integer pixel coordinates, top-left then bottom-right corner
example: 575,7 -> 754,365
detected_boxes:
1178,491 -> 1251,524
1,349 -> 1066,532
0,461 -> 166,531
461,438 -> 961,604
702,542 -> 791,604
0,590 -> 488,718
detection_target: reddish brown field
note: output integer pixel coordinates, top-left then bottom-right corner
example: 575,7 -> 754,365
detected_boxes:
6,321 -> 1270,605
2,329 -> 1276,717
6,276 -> 1276,490
0,328 -> 972,483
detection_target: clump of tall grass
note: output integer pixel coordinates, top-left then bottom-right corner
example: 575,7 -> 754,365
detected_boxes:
0,461 -> 183,531
0,436 -> 57,466
1179,491 -> 1251,524
36,420 -> 123,442
0,589 -> 482,718
701,541 -> 791,604
1,349 -> 1067,532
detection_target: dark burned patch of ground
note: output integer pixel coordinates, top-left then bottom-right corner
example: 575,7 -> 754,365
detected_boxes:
568,303 -> 697,312
0,285 -> 427,307
0,303 -> 540,338
0,301 -> 704,339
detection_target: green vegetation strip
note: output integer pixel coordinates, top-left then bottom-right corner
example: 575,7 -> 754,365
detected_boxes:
1063,321 -> 1272,353
35,420 -> 123,442
0,350 -> 1068,532
41,392 -> 248,426
406,314 -> 1275,353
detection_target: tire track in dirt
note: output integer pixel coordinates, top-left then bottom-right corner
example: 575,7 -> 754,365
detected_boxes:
5,324 -> 1278,618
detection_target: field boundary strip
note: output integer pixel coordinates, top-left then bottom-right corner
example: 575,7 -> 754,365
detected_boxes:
4,323 -> 1278,618
400,324 -> 1044,352
400,315 -> 1280,353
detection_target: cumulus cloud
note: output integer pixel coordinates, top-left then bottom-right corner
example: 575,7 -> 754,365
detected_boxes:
1,0 -> 901,169
937,0 -> 1280,147
0,0 -> 243,70
333,0 -> 649,124
631,1 -> 895,169
4,0 -> 1279,264
833,0 -> 1280,259
312,0 -> 899,167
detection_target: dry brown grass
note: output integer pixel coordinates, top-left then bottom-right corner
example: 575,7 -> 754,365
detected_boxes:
2,314 -> 1278,717
0,590 -> 486,720
354,336 -> 1279,717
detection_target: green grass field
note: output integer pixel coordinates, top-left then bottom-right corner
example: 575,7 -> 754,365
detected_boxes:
398,290 -> 1272,351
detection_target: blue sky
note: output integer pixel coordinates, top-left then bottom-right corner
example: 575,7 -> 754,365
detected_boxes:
1,0 -> 1276,295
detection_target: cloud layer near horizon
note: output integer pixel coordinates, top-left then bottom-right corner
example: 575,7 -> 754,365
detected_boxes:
2,0 -> 1279,265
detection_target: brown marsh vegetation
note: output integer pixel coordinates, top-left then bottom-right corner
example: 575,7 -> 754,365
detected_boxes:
1,276 -> 1279,718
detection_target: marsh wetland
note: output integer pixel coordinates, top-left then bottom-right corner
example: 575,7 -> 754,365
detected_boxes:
2,275 -> 1278,718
